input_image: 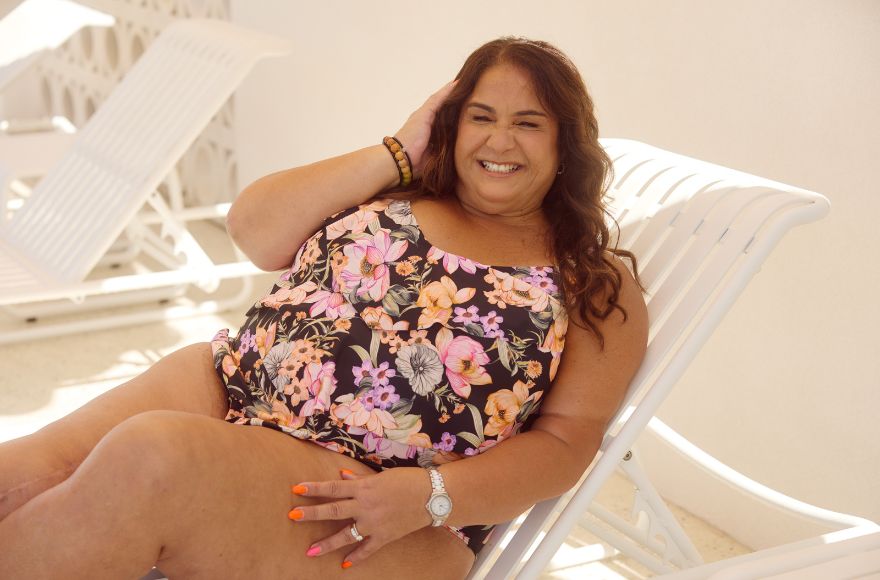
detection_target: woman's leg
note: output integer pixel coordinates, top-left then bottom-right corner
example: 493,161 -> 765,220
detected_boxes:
0,410 -> 475,579
0,343 -> 228,521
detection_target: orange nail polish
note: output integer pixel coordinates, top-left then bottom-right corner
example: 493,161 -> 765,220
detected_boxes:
339,469 -> 354,478
288,508 -> 304,521
341,560 -> 353,569
291,484 -> 309,495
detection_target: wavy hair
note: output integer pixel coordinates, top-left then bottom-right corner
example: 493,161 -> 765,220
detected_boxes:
413,38 -> 640,347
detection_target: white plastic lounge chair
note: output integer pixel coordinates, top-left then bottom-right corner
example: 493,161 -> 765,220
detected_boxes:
466,139 -> 877,578
0,18 -> 290,344
0,0 -> 114,200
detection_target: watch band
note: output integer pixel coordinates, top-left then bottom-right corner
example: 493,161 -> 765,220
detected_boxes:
425,466 -> 452,527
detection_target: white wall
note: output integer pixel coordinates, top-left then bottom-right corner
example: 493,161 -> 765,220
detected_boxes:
229,0 -> 880,549
2,0 -> 870,550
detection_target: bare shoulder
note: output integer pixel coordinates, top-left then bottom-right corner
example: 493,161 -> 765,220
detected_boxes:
531,253 -> 648,462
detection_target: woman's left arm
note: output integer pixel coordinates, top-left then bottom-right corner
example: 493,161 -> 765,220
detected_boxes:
440,259 -> 649,526
292,259 -> 648,564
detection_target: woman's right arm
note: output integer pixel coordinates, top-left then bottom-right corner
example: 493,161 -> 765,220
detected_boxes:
226,145 -> 400,271
227,80 -> 456,272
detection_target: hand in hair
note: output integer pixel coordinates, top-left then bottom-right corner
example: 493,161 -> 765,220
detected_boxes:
394,80 -> 457,175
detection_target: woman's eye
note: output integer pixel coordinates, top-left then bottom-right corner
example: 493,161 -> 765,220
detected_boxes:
516,121 -> 539,129
472,115 -> 492,123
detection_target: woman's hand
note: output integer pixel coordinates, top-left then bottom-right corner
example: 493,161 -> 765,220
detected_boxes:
394,80 -> 457,175
289,467 -> 433,568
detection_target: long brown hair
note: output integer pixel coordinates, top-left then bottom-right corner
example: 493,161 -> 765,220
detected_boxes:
416,37 -> 639,347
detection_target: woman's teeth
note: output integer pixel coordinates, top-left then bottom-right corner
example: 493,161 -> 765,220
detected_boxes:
481,161 -> 520,174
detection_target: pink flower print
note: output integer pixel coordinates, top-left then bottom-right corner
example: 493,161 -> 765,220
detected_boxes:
260,281 -> 319,309
453,305 -> 480,325
331,397 -> 397,437
480,311 -> 504,336
361,390 -> 377,411
298,361 -> 337,417
352,361 -> 375,387
237,328 -> 256,355
306,288 -> 356,320
426,247 -> 484,274
525,274 -> 558,294
339,229 -> 408,302
433,431 -> 457,452
530,266 -> 554,276
371,384 -> 400,410
363,431 -> 418,460
434,327 -> 492,399
370,361 -> 396,387
325,206 -> 379,240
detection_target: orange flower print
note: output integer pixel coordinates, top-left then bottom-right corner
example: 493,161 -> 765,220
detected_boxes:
483,269 -> 550,312
525,360 -> 543,379
484,380 -> 532,437
416,276 -> 475,328
395,261 -> 415,276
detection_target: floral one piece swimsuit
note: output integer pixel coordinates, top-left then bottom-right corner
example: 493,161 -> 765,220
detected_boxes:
211,197 -> 569,557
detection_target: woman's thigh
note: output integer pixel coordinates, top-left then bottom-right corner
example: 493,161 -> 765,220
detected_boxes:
0,343 -> 228,521
131,411 -> 475,579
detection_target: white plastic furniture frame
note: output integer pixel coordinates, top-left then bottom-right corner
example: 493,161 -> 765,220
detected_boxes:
0,18 -> 290,344
0,0 -> 114,201
467,138 -> 877,579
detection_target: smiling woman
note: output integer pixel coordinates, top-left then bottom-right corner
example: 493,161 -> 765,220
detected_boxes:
0,37 -> 647,579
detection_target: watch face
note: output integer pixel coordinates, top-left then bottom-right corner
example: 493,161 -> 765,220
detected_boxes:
430,495 -> 452,516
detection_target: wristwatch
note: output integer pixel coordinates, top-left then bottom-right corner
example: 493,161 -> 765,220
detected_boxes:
425,466 -> 453,527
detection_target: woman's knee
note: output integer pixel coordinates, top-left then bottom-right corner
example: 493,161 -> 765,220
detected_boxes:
90,410 -> 209,490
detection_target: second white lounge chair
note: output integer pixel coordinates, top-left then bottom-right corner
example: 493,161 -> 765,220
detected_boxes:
0,18 -> 290,344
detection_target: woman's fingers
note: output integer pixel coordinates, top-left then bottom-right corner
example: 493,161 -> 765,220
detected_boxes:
288,498 -> 359,522
395,79 -> 459,172
290,476 -> 354,499
304,522 -> 382,569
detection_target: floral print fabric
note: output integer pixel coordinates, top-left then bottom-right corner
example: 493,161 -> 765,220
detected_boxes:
211,198 -> 569,555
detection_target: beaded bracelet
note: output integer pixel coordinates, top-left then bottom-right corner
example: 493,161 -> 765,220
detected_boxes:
382,136 -> 413,187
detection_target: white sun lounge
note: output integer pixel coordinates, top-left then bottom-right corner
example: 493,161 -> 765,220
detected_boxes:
0,18 -> 290,344
466,139 -> 877,579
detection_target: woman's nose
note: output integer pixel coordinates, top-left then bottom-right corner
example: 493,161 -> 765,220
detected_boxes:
485,126 -> 515,152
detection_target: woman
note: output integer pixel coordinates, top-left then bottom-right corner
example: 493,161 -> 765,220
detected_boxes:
0,38 -> 647,578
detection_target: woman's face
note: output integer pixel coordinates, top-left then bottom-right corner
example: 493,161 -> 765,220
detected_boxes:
453,63 -> 560,217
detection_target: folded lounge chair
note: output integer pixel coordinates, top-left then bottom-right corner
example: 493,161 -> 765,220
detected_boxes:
466,139 -> 877,578
0,18 -> 290,344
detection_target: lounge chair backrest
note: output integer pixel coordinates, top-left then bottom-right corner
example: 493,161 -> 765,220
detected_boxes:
4,19 -> 289,285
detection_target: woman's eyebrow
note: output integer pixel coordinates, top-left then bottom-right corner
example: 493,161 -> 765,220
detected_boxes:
466,102 -> 548,117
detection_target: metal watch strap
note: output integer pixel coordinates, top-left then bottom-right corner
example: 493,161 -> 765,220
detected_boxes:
426,466 -> 452,527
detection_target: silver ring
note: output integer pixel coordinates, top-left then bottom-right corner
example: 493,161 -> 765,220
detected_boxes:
350,522 -> 364,542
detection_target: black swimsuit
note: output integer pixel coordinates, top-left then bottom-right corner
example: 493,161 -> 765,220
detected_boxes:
211,198 -> 569,556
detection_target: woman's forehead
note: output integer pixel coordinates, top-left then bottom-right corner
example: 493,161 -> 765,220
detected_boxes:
468,64 -> 548,114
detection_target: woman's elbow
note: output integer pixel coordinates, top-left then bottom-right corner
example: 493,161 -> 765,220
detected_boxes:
225,209 -> 284,272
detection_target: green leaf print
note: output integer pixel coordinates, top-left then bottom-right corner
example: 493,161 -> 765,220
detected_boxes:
382,293 -> 401,317
349,344 -> 371,363
369,330 -> 380,364
456,431 -> 483,448
466,403 -> 485,441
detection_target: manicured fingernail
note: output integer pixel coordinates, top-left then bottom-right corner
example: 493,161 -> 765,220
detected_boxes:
339,469 -> 354,478
341,560 -> 353,569
288,508 -> 304,521
306,545 -> 321,557
291,484 -> 308,495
